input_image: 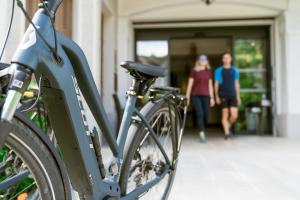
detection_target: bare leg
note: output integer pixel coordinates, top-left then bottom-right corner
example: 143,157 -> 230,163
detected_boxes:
221,108 -> 230,135
229,107 -> 238,125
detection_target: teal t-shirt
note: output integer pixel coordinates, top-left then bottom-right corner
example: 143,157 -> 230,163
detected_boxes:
214,66 -> 239,97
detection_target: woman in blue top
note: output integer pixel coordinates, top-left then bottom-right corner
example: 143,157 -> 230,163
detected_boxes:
214,52 -> 241,139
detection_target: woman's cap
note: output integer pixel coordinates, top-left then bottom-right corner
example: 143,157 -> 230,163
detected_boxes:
199,55 -> 208,61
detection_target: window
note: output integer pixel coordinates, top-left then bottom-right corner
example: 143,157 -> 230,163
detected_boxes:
136,40 -> 169,85
234,39 -> 268,109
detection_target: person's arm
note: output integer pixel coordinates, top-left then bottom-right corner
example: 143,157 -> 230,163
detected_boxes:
214,81 -> 221,105
209,79 -> 215,106
234,68 -> 241,105
186,77 -> 194,106
214,68 -> 221,105
235,80 -> 241,105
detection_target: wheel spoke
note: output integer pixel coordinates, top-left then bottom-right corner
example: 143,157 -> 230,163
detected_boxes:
0,159 -> 13,174
0,170 -> 30,191
125,106 -> 179,199
8,181 -> 36,200
0,144 -> 41,199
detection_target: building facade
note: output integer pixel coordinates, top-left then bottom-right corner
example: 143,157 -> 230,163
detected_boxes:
0,0 -> 300,137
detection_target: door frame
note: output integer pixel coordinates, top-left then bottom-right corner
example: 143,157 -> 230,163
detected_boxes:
133,19 -> 276,136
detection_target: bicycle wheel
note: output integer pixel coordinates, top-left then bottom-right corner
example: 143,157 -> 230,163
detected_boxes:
120,100 -> 180,199
0,117 -> 69,199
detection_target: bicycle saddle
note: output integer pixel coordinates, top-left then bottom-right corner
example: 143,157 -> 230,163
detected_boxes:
121,61 -> 166,78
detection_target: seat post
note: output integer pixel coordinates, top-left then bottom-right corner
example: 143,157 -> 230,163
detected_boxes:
127,78 -> 140,96
116,79 -> 140,158
127,77 -> 156,97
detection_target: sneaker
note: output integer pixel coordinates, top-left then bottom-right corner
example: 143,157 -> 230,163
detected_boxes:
199,131 -> 206,143
224,132 -> 232,140
230,124 -> 236,136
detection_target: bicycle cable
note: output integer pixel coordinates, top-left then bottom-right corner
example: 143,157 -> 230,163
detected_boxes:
16,0 -> 61,61
21,75 -> 43,113
39,0 -> 58,54
0,0 -> 15,61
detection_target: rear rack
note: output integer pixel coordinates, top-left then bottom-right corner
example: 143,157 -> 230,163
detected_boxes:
149,86 -> 187,107
150,86 -> 180,94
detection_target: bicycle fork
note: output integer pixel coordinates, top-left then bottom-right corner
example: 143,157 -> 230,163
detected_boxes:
0,64 -> 32,147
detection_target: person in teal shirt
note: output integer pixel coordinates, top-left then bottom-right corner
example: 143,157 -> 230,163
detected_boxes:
214,52 -> 241,139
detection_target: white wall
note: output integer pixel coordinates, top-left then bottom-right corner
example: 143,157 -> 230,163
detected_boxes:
102,0 -> 118,132
118,0 -> 287,19
0,0 -> 25,63
275,0 -> 300,137
73,0 -> 102,89
117,17 -> 134,105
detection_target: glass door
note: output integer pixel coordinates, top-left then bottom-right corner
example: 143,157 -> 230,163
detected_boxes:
234,38 -> 271,134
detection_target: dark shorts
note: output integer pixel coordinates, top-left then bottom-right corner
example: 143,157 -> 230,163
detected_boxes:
220,96 -> 237,109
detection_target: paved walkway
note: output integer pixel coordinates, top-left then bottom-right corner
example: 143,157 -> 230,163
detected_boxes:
169,131 -> 300,200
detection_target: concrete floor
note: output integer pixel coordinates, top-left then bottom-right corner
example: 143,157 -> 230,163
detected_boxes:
169,131 -> 300,200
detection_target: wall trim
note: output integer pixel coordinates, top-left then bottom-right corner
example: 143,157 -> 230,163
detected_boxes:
133,19 -> 274,29
124,0 -> 287,17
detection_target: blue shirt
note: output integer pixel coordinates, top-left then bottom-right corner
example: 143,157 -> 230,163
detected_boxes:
214,66 -> 239,97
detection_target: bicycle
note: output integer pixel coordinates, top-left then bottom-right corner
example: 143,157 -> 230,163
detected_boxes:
0,0 -> 187,199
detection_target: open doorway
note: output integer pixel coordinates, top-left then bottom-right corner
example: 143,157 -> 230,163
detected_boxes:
135,25 -> 272,135
169,37 -> 232,127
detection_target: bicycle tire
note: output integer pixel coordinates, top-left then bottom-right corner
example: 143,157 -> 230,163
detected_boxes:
0,116 -> 70,199
119,100 -> 180,199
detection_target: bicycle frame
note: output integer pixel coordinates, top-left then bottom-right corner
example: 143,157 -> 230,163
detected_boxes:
3,8 -> 173,199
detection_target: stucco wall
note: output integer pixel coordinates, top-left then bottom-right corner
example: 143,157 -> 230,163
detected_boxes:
72,0 -> 102,89
101,0 -> 118,133
118,0 -> 288,21
276,0 -> 300,137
